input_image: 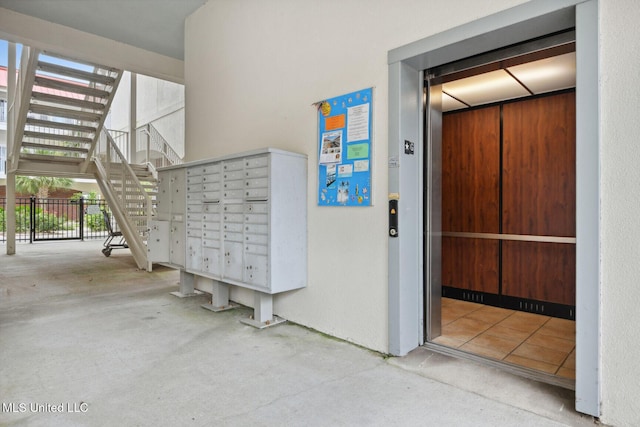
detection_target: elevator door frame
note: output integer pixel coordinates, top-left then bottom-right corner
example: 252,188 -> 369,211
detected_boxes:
387,0 -> 600,417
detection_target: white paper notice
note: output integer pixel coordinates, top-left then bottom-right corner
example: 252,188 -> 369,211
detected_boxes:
319,130 -> 343,164
338,164 -> 353,177
347,103 -> 370,142
353,159 -> 369,172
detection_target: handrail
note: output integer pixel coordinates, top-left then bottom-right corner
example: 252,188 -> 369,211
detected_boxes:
81,67 -> 122,173
99,129 -> 148,195
107,129 -> 129,158
10,47 -> 41,165
93,128 -> 153,270
139,123 -> 183,168
145,161 -> 158,181
93,158 -> 148,270
98,128 -> 154,224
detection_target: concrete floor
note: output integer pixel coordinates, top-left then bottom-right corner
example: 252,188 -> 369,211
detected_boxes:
0,241 -> 597,426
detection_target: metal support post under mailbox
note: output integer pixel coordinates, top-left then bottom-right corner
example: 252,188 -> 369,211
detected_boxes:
201,279 -> 236,312
170,270 -> 201,298
240,291 -> 286,329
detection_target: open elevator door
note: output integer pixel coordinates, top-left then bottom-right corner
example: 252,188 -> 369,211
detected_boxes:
387,0 -> 599,415
423,32 -> 577,379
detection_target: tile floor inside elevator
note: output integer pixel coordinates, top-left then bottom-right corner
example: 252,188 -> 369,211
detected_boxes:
433,298 -> 575,379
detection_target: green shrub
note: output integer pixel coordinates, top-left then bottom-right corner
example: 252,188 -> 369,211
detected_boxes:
85,212 -> 107,231
15,205 -> 31,232
33,209 -> 72,232
0,205 -> 37,233
2,201 -> 104,234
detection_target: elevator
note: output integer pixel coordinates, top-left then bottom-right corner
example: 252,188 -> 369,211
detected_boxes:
424,34 -> 577,385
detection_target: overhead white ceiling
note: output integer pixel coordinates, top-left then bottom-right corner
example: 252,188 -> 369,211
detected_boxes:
0,0 -> 207,60
442,52 -> 576,112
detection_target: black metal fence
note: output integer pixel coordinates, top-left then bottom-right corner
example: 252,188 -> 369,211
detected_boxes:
0,197 -> 115,243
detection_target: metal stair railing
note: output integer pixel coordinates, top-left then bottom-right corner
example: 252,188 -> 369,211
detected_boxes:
106,129 -> 130,160
80,65 -> 122,174
93,128 -> 153,270
10,46 -> 40,166
96,127 -> 154,235
138,122 -> 183,168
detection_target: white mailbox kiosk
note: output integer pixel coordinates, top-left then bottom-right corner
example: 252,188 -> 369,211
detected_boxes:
149,148 -> 307,327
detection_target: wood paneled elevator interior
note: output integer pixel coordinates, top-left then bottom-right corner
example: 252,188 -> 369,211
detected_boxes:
441,91 -> 576,314
425,40 -> 577,382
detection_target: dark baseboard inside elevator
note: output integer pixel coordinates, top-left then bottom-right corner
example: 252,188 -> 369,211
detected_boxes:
442,286 -> 575,320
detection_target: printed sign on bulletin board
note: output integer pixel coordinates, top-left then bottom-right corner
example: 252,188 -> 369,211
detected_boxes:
316,88 -> 373,206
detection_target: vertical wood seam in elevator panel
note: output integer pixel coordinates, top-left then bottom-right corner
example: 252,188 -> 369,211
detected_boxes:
441,91 -> 576,316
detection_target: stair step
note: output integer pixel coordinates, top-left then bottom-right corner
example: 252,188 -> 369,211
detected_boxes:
111,186 -> 150,193
112,184 -> 157,189
108,162 -> 149,170
29,104 -> 102,123
31,91 -> 107,111
34,75 -> 111,98
114,186 -> 154,197
37,61 -> 116,85
42,51 -> 120,74
26,117 -> 97,134
120,186 -> 156,194
23,130 -> 93,144
112,181 -> 157,187
107,171 -> 155,180
114,191 -> 155,197
21,141 -> 89,154
20,153 -> 85,163
111,171 -> 154,180
111,186 -> 151,194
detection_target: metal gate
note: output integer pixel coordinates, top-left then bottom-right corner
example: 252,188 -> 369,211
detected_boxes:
1,197 -> 111,243
31,197 -> 81,241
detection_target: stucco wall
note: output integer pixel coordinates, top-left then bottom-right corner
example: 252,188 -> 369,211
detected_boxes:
109,72 -> 185,158
184,0 -> 528,352
185,0 -> 640,424
599,1 -> 640,425
108,71 -> 131,132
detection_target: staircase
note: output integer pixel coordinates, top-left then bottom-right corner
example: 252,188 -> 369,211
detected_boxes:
11,48 -> 121,177
92,129 -> 155,270
9,47 -> 155,270
96,135 -> 158,243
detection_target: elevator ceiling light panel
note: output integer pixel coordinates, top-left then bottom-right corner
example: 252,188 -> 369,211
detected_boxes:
441,52 -> 576,112
442,92 -> 468,111
443,70 -> 530,108
507,52 -> 576,95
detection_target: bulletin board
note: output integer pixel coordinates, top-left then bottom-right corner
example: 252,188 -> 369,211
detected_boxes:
316,87 -> 373,206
